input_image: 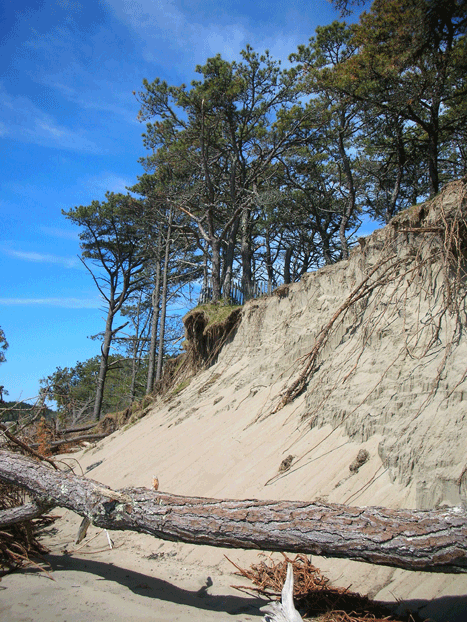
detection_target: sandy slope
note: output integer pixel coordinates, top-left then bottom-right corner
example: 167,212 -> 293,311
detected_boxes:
2,181 -> 467,621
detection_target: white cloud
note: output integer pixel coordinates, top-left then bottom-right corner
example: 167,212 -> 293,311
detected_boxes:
2,248 -> 80,269
0,298 -> 101,309
0,82 -> 100,153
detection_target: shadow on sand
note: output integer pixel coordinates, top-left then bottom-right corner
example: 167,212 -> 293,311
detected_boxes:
21,553 -> 467,622
383,594 -> 467,622
44,553 -> 265,617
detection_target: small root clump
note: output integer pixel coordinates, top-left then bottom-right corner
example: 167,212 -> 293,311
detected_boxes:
229,554 -> 418,622
279,454 -> 294,473
349,449 -> 370,473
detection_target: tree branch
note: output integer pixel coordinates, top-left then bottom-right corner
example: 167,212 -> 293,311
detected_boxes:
0,424 -> 58,469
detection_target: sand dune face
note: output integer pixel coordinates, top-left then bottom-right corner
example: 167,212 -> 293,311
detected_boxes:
3,181 -> 467,622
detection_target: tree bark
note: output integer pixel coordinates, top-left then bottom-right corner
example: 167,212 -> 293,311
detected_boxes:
0,450 -> 466,573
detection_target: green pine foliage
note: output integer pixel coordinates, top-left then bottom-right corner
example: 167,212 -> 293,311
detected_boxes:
26,0 -> 464,421
40,355 -> 148,427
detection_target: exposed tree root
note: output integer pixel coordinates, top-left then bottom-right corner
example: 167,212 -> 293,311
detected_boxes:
228,554 -> 418,621
269,180 -> 467,424
0,482 -> 56,577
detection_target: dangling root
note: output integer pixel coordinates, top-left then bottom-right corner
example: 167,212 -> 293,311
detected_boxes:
270,180 -> 467,417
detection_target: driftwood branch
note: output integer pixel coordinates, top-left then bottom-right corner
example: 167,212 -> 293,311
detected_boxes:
58,423 -> 97,434
262,563 -> 303,622
0,450 -> 466,573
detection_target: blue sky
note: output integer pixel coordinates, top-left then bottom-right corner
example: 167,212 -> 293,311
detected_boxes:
1,0 -> 363,405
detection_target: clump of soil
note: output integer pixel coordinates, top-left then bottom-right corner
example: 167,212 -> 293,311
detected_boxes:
279,454 -> 294,473
183,304 -> 242,367
349,449 -> 370,473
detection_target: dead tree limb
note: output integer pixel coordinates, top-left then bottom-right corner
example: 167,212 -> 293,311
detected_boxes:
58,423 -> 97,434
0,423 -> 58,469
0,450 -> 466,573
28,433 -> 108,450
0,501 -> 54,529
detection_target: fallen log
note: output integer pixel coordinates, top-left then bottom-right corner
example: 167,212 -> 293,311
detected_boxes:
58,423 -> 97,435
0,450 -> 466,573
28,433 -> 108,451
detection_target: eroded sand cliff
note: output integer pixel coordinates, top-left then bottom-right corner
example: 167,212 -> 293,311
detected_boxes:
3,180 -> 467,622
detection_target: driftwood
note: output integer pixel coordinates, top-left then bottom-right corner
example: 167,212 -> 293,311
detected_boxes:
261,563 -> 303,622
58,423 -> 97,435
0,450 -> 466,573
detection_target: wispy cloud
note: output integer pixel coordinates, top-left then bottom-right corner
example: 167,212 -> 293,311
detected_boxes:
0,82 -> 100,153
2,248 -> 80,269
39,226 -> 79,241
43,77 -> 139,125
105,0 -> 325,71
83,172 -> 135,196
106,0 -> 251,66
19,7 -> 140,126
0,298 -> 101,309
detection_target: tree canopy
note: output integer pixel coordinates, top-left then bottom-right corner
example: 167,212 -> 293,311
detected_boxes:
0,327 -> 8,366
63,194 -> 149,421
43,0 -> 466,423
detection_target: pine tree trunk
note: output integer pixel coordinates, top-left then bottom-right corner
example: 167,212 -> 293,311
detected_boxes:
284,247 -> 292,284
211,238 -> 222,303
93,310 -> 114,421
241,207 -> 253,300
156,208 -> 173,382
222,217 -> 240,303
146,233 -> 162,394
